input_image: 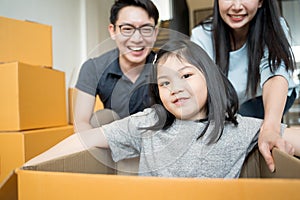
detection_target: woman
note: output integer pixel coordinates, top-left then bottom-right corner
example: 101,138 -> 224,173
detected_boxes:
191,0 -> 297,172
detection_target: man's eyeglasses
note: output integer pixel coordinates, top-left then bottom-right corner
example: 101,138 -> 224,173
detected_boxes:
116,24 -> 155,37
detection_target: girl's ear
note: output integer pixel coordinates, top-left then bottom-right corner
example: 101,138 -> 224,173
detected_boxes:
258,0 -> 264,8
108,24 -> 116,40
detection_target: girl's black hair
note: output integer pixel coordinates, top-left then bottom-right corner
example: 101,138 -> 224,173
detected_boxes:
110,0 -> 159,26
148,39 -> 239,144
199,0 -> 295,97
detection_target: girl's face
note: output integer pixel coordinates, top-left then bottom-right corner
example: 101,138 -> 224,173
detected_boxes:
218,0 -> 263,32
157,56 -> 208,121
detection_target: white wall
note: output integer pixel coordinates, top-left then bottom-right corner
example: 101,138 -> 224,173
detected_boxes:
152,0 -> 173,20
70,0 -> 114,87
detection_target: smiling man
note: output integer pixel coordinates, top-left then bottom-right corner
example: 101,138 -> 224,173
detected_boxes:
74,0 -> 159,131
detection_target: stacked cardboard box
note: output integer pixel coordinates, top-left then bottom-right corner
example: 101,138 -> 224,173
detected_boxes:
0,16 -> 74,184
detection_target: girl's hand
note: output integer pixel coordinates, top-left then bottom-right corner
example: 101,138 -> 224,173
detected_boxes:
258,128 -> 295,172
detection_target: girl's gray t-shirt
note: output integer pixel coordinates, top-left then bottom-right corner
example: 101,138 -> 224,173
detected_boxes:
102,108 -> 268,178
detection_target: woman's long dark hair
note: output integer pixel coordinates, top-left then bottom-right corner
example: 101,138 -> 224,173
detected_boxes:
200,0 -> 295,97
148,39 -> 239,144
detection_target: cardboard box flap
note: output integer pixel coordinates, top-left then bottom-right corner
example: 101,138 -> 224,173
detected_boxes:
0,61 -> 54,70
23,147 -> 117,175
260,148 -> 300,178
24,147 -> 300,179
240,148 -> 300,179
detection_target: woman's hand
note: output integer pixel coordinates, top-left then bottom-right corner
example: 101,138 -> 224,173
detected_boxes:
259,75 -> 294,172
258,128 -> 295,172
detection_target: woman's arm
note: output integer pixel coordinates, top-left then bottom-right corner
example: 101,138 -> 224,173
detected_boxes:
258,75 -> 295,172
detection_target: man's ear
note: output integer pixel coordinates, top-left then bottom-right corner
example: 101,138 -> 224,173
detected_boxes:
108,24 -> 116,40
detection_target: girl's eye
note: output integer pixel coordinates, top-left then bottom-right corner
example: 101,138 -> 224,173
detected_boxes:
159,81 -> 170,87
182,73 -> 193,79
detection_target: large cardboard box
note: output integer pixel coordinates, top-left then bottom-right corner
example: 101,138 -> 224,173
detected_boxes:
0,61 -> 68,131
1,148 -> 300,200
0,125 -> 74,183
16,171 -> 300,200
0,16 -> 52,67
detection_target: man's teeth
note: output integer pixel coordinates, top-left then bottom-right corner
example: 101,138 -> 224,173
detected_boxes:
129,47 -> 144,51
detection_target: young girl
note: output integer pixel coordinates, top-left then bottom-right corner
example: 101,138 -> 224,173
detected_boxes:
25,40 -> 300,178
190,0 -> 298,173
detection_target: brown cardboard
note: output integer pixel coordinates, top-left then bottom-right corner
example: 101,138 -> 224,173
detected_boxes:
24,147 -> 116,175
0,61 -> 68,131
22,147 -> 140,176
15,171 -> 300,200
0,16 -> 52,67
240,148 -> 300,178
260,148 -> 300,178
0,125 -> 74,183
0,171 -> 17,200
68,87 -> 104,124
22,147 -> 300,179
1,147 -> 300,200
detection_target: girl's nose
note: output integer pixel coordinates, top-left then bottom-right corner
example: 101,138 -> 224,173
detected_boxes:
170,83 -> 184,95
